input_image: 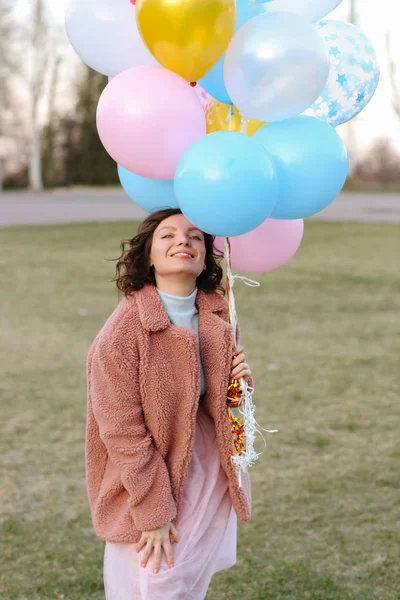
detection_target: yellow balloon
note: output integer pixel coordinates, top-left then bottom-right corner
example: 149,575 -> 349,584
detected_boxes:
206,99 -> 266,136
136,0 -> 236,82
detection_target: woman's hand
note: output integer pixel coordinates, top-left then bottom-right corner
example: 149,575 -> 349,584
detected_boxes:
231,344 -> 252,383
136,521 -> 179,574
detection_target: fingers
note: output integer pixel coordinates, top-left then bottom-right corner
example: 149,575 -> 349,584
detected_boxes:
140,540 -> 154,569
162,540 -> 174,570
152,543 -> 162,574
135,534 -> 146,553
232,369 -> 252,382
151,541 -> 175,573
232,344 -> 244,357
231,352 -> 245,369
170,523 -> 179,543
137,525 -> 178,574
231,362 -> 251,379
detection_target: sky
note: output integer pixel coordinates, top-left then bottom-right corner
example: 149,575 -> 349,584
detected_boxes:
15,0 -> 400,154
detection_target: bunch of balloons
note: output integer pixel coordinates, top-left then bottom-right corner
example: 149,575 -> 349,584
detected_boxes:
65,0 -> 379,274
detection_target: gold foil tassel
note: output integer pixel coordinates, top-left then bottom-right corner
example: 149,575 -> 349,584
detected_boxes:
227,408 -> 246,455
227,377 -> 243,409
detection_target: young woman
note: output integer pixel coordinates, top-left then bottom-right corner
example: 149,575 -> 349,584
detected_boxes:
85,208 -> 254,599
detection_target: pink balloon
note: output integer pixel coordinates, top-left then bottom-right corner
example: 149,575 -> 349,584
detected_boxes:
214,218 -> 304,273
96,65 -> 206,179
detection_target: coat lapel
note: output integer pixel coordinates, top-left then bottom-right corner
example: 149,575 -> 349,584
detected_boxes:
134,283 -> 235,452
135,283 -> 229,331
197,307 -> 232,408
196,290 -> 238,479
134,284 -> 171,331
134,284 -> 233,407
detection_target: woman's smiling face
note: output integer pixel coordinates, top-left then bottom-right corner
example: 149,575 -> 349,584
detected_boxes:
149,213 -> 207,283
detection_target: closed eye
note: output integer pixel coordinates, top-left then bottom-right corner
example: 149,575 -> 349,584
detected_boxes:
162,234 -> 202,240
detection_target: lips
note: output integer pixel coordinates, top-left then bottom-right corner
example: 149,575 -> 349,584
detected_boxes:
170,252 -> 194,258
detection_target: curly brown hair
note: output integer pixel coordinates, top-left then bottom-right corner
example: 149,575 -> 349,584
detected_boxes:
107,208 -> 226,299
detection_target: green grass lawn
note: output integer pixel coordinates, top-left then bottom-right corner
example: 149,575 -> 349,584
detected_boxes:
1,220 -> 399,600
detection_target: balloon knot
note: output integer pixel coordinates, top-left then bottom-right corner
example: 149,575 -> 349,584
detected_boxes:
190,81 -> 197,87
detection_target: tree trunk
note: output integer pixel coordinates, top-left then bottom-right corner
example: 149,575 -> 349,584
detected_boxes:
28,0 -> 46,192
43,54 -> 62,187
0,157 -> 5,192
29,123 -> 43,192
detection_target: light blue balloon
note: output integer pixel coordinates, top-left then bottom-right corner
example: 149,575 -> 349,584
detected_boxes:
303,20 -> 380,127
198,0 -> 262,104
174,132 -> 278,237
118,164 -> 178,212
253,116 -> 348,219
224,11 -> 330,122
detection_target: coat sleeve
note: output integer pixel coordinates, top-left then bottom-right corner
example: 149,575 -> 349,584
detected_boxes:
87,335 -> 177,532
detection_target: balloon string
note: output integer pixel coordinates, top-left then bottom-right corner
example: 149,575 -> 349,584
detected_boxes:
223,236 -> 278,486
224,237 -> 260,345
224,236 -> 234,338
229,273 -> 261,288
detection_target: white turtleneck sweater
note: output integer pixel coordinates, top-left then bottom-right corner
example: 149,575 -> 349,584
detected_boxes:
156,287 -> 206,397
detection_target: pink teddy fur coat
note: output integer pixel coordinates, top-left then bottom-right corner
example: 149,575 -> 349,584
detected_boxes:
85,282 -> 252,543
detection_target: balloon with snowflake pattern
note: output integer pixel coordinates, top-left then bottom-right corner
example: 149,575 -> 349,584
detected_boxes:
303,20 -> 380,127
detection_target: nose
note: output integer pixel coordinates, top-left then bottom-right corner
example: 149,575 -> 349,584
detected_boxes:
177,234 -> 191,246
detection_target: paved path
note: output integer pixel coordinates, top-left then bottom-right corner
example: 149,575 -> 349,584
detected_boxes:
1,188 -> 400,228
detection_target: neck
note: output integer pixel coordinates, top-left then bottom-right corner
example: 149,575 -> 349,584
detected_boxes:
154,275 -> 197,297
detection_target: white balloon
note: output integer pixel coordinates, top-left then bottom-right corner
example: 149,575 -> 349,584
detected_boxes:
260,0 -> 343,23
65,0 -> 158,77
224,12 -> 330,122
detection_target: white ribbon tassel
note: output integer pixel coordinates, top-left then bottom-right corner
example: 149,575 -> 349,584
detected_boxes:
224,238 -> 278,488
239,113 -> 249,134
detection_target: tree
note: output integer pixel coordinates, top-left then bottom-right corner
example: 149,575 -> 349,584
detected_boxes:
0,0 -> 16,112
356,138 -> 400,186
344,0 -> 359,179
1,1 -> 67,190
0,0 -> 18,190
386,30 -> 400,121
42,52 -> 63,187
28,0 -> 49,192
63,66 -> 119,186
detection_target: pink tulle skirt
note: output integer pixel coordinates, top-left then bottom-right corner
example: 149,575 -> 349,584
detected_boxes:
103,404 -> 237,600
